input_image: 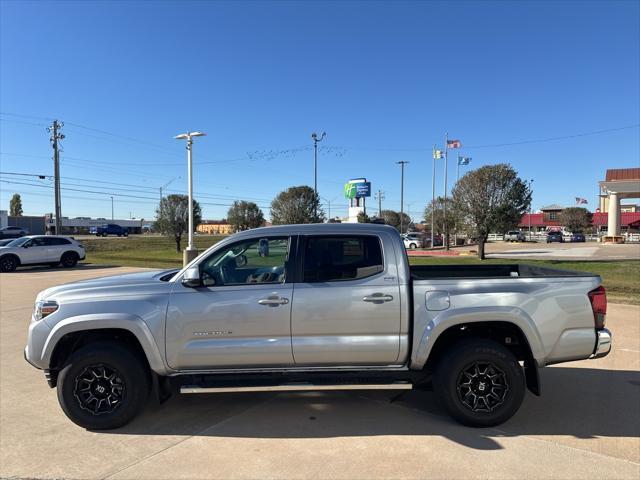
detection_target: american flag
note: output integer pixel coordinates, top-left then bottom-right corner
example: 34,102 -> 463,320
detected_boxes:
575,197 -> 588,205
447,139 -> 462,149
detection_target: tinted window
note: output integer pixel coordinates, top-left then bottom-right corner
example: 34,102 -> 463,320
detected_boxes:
31,237 -> 47,247
48,237 -> 71,245
303,236 -> 383,282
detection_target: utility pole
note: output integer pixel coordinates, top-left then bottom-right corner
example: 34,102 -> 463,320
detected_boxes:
111,196 -> 114,220
47,120 -> 64,234
528,179 -> 534,241
443,132 -> 449,250
311,132 -> 326,217
396,161 -> 409,233
431,145 -> 437,249
375,189 -> 385,217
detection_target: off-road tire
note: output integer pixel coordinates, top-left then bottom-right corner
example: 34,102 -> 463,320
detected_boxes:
57,343 -> 149,430
433,339 -> 525,427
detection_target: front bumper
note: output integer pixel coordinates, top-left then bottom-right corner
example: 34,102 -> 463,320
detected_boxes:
591,328 -> 612,359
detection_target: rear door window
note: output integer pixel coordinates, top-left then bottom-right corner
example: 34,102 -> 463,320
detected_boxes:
302,235 -> 384,282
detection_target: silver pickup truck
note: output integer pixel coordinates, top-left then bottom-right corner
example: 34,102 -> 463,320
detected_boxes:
25,224 -> 611,430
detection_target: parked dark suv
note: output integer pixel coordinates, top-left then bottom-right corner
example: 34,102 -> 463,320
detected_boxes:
95,224 -> 128,237
570,233 -> 586,242
0,226 -> 29,239
546,231 -> 564,243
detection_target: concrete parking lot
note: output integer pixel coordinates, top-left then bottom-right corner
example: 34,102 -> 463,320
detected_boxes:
485,240 -> 640,260
1,266 -> 639,479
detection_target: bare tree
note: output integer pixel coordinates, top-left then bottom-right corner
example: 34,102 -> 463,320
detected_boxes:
560,207 -> 593,233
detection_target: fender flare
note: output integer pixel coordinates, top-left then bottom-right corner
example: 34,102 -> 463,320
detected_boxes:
411,306 -> 546,369
41,313 -> 169,375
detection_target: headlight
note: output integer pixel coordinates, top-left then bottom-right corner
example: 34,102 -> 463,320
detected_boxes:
34,300 -> 58,321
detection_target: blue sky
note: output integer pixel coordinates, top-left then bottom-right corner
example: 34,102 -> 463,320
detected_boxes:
1,0 -> 639,222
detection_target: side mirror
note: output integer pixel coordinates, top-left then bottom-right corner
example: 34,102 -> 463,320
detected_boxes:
181,266 -> 201,288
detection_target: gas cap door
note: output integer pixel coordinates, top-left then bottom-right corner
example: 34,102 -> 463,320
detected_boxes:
425,290 -> 451,311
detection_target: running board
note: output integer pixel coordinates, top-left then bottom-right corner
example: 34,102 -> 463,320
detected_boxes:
180,381 -> 413,394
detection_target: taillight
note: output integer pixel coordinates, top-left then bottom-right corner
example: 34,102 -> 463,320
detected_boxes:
588,286 -> 607,330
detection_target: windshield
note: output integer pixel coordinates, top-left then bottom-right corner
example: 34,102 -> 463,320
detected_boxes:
6,237 -> 29,247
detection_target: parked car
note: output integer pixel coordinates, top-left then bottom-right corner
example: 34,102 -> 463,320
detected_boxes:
0,235 -> 85,272
504,230 -> 526,242
24,224 -> 611,430
546,231 -> 564,243
0,238 -> 14,247
570,233 -> 586,242
402,232 -> 423,249
0,226 -> 29,239
95,224 -> 128,237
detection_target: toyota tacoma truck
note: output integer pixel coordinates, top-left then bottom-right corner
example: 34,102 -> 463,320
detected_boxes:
24,224 -> 611,430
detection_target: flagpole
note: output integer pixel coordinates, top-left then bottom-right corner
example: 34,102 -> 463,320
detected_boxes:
444,132 -> 449,251
431,145 -> 436,249
457,155 -> 460,183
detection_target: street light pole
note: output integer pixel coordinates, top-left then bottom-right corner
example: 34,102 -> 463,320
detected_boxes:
396,161 -> 409,233
311,132 -> 326,216
528,179 -> 534,241
110,196 -> 114,220
174,131 -> 206,265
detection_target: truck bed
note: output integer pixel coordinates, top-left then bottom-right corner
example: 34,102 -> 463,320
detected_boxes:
410,263 -> 597,280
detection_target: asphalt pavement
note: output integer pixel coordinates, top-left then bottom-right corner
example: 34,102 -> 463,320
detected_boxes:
1,266 -> 638,479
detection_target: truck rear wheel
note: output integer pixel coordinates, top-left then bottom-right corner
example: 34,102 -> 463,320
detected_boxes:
433,339 -> 525,427
56,343 -> 149,430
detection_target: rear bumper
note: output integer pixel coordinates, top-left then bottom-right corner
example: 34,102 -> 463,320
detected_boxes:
591,328 -> 612,359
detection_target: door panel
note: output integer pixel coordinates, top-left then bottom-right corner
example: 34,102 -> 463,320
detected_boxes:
165,236 -> 294,370
165,283 -> 293,370
291,235 -> 401,366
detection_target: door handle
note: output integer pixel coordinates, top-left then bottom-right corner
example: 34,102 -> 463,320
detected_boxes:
258,295 -> 289,307
362,293 -> 394,303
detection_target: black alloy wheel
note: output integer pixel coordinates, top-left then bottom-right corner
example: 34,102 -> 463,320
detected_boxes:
456,361 -> 509,413
0,255 -> 18,272
73,364 -> 125,415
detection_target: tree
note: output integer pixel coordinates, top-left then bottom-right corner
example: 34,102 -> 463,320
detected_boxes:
379,209 -> 412,232
560,207 -> 593,233
452,164 -> 531,259
423,196 -> 456,235
9,193 -> 23,216
357,211 -> 371,223
155,194 -> 202,252
270,186 -> 325,225
227,200 -> 265,232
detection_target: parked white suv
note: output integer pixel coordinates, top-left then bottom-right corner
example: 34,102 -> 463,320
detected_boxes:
0,236 -> 85,272
402,233 -> 423,249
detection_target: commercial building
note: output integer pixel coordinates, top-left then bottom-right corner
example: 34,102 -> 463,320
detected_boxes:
197,220 -> 234,235
598,168 -> 640,242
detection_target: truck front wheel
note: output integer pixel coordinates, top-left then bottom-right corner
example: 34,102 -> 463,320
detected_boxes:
433,339 -> 525,427
56,343 -> 149,430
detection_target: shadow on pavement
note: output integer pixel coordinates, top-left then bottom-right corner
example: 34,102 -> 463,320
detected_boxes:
105,366 -> 640,451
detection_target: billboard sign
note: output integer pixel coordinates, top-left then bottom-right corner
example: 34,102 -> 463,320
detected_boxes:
344,179 -> 371,199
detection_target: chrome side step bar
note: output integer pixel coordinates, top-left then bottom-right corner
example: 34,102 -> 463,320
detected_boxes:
180,382 -> 412,394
